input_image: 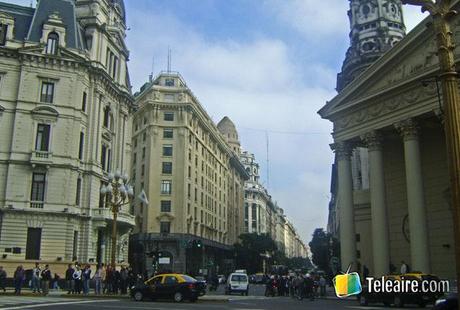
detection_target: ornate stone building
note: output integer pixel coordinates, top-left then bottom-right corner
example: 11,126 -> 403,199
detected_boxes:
0,0 -> 134,274
320,0 -> 457,280
129,72 -> 248,276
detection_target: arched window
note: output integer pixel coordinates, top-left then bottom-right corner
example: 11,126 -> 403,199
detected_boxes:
45,32 -> 59,55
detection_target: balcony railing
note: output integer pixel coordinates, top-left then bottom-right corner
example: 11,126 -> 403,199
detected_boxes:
30,151 -> 53,163
30,201 -> 44,208
91,207 -> 135,226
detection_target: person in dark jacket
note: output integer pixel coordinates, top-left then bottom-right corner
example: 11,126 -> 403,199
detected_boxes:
0,266 -> 6,292
41,265 -> 52,296
65,264 -> 75,294
82,264 -> 91,295
13,265 -> 25,295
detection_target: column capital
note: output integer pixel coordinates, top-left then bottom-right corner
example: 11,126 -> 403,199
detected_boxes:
361,130 -> 383,151
395,119 -> 419,141
330,141 -> 353,160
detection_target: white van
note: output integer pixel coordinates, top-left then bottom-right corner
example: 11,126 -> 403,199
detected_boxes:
225,272 -> 249,296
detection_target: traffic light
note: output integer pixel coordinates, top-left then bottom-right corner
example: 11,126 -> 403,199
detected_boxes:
196,240 -> 202,248
187,239 -> 203,249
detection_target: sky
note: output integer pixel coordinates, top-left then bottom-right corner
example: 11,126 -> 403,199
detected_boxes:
5,0 -> 427,245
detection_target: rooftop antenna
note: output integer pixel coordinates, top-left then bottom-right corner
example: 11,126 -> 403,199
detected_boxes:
167,47 -> 172,73
266,131 -> 270,190
149,56 -> 154,82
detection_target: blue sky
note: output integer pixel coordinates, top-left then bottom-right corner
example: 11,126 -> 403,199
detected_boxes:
5,0 -> 427,245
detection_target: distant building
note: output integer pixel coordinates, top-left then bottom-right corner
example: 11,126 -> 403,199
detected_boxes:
129,72 -> 248,276
0,0 -> 134,274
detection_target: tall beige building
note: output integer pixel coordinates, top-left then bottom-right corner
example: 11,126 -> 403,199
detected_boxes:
129,72 -> 248,276
0,0 -> 134,274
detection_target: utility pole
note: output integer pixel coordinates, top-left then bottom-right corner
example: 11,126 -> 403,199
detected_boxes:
402,0 -> 460,297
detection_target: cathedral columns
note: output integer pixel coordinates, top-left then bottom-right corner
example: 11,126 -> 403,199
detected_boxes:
395,119 -> 430,273
332,141 -> 357,271
362,131 -> 390,276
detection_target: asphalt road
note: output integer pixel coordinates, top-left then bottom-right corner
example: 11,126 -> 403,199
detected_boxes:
0,295 -> 422,310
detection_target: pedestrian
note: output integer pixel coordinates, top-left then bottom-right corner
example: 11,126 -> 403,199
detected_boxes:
400,260 -> 409,274
304,274 -> 315,301
319,275 -> 326,297
73,265 -> 82,294
65,264 -> 75,294
82,264 -> 91,295
31,262 -> 41,293
13,265 -> 25,295
41,264 -> 51,296
120,266 -> 128,295
104,265 -> 112,294
93,264 -> 103,295
113,267 -> 120,294
52,273 -> 60,290
0,266 -> 6,292
363,265 -> 369,280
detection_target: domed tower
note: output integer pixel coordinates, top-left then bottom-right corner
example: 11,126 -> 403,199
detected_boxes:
337,0 -> 406,92
217,116 -> 241,154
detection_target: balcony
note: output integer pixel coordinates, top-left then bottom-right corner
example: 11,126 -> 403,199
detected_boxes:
30,150 -> 53,165
91,206 -> 135,227
30,201 -> 44,209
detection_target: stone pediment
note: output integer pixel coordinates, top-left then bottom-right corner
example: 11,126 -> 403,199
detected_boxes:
31,105 -> 59,117
319,11 -> 446,119
18,45 -> 86,63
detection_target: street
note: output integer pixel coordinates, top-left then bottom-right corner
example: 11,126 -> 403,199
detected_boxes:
0,295 -> 414,310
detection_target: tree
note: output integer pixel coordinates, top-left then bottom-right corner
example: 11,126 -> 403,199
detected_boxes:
308,228 -> 340,277
234,233 -> 278,274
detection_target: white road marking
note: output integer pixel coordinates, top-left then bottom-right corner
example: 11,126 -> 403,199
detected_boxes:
1,299 -> 117,310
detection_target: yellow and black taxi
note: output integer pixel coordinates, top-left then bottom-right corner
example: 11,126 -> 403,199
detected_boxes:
130,273 -> 201,302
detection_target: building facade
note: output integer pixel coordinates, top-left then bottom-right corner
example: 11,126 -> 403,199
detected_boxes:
320,0 -> 457,280
129,72 -> 248,276
0,0 -> 134,275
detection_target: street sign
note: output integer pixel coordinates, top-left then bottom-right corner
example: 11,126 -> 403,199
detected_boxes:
159,257 -> 170,264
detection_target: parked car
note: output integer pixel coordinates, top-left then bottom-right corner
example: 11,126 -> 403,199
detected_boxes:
130,273 -> 200,302
433,292 -> 458,310
358,273 -> 443,308
225,272 -> 249,296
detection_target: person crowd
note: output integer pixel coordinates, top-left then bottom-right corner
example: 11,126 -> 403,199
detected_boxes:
264,273 -> 328,300
2,262 -> 137,296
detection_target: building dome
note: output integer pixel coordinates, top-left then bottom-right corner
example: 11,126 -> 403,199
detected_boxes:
111,0 -> 126,23
217,116 -> 241,153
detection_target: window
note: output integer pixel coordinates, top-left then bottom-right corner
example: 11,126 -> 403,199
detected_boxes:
163,128 -> 173,139
31,172 -> 46,202
25,228 -> 42,260
163,145 -> 173,156
141,164 -> 145,176
142,147 -> 146,159
81,92 -> 87,111
162,162 -> 172,174
0,24 -> 7,46
40,82 -> 54,103
101,145 -> 111,172
161,200 -> 171,212
72,231 -> 78,261
164,112 -> 174,121
133,153 -> 137,165
45,32 -> 59,55
143,132 -> 146,141
76,178 -> 82,206
160,221 -> 171,234
35,124 -> 50,152
106,48 -> 119,79
164,276 -> 177,284
165,78 -> 175,87
161,180 -> 172,195
103,106 -> 110,128
78,132 -> 84,160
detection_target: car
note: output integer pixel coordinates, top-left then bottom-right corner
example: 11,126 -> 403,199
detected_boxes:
130,273 -> 200,302
225,272 -> 249,296
358,273 -> 444,308
193,276 -> 207,296
433,292 -> 458,309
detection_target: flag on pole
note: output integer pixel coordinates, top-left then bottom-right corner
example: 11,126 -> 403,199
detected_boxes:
138,190 -> 149,205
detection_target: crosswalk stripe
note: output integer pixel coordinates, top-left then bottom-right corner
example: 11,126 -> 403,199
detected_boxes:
1,299 -> 117,310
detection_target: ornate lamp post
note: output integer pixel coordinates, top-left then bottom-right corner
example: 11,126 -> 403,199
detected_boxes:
402,0 -> 460,295
100,171 -> 134,268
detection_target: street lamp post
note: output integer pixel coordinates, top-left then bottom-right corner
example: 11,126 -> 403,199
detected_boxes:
100,171 -> 135,268
402,0 -> 460,295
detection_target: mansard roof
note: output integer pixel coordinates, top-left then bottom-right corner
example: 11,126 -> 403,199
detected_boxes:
27,0 -> 84,49
0,2 -> 34,41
